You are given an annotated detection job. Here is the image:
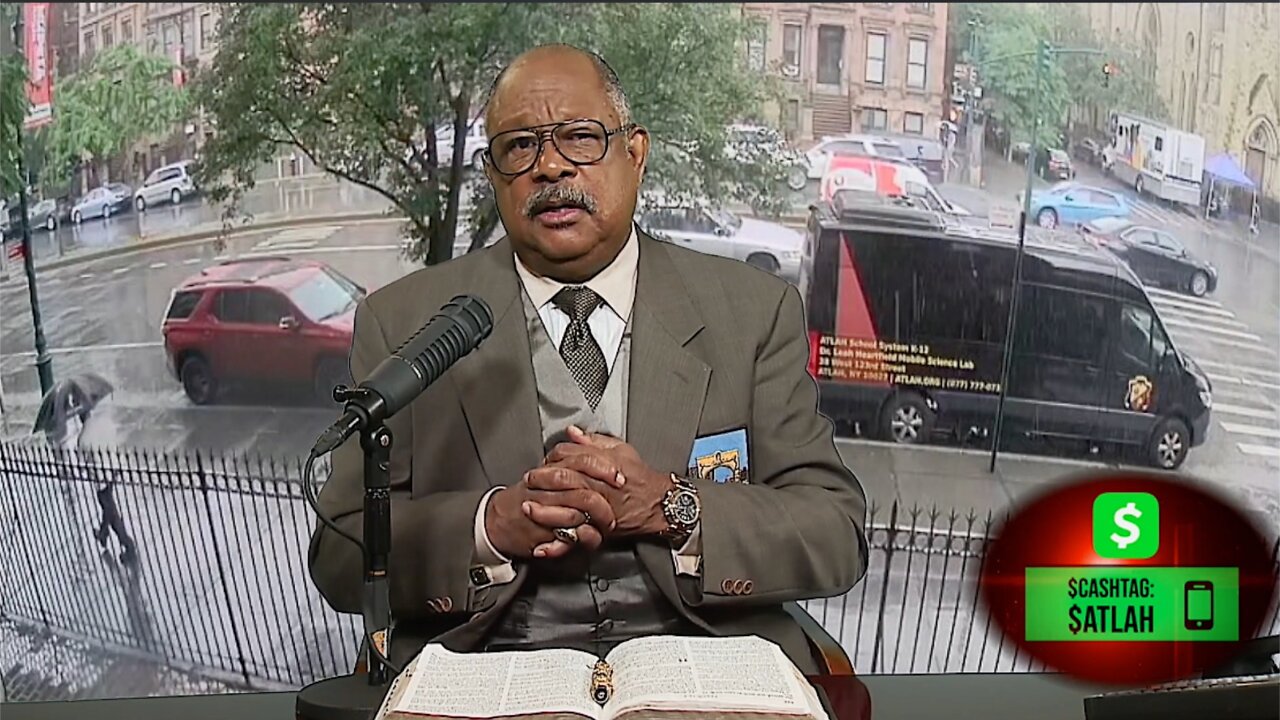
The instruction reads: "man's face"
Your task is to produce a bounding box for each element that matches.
[484,51,649,282]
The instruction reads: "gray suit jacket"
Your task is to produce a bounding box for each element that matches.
[309,231,868,673]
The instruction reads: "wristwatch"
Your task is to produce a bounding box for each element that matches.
[661,473,701,545]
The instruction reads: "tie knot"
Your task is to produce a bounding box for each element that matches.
[552,286,604,323]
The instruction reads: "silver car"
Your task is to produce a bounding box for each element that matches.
[637,201,803,281]
[71,183,132,223]
[134,161,197,211]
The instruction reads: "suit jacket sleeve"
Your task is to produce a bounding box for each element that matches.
[308,298,491,620]
[684,283,868,607]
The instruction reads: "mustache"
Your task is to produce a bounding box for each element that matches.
[523,185,599,218]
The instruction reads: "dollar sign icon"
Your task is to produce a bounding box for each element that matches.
[1111,503,1142,549]
[1093,492,1160,559]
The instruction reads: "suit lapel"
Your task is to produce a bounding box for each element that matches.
[627,235,712,622]
[447,238,544,488]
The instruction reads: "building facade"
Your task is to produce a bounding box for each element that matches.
[1078,2,1279,202]
[743,2,949,147]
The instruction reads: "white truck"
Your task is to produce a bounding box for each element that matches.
[1105,111,1205,207]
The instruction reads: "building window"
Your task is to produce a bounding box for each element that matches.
[782,23,802,73]
[908,2,932,11]
[200,13,215,44]
[907,38,928,90]
[817,25,845,86]
[102,24,114,49]
[147,29,159,54]
[865,32,887,85]
[904,112,924,135]
[121,18,133,43]
[163,23,176,53]
[82,30,96,57]
[1207,41,1223,104]
[861,107,888,131]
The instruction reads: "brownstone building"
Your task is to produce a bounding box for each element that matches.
[743,2,950,147]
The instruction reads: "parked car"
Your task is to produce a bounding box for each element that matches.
[797,197,1211,469]
[1038,148,1075,180]
[1020,182,1130,229]
[1081,217,1218,297]
[636,197,804,281]
[435,118,488,169]
[161,257,366,404]
[881,134,947,183]
[800,133,909,185]
[135,161,197,211]
[27,198,58,231]
[71,184,132,223]
[1072,138,1103,165]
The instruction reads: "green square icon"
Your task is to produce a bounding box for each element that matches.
[1093,492,1160,559]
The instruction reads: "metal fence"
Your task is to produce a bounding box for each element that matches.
[1,440,1278,691]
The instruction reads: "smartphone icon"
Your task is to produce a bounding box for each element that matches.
[1185,581,1215,631]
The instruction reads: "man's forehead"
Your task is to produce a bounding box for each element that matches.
[487,59,613,133]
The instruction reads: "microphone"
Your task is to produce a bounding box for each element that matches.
[312,294,493,455]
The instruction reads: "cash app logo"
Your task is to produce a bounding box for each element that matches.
[1093,492,1160,559]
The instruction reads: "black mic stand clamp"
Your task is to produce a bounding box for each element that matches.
[296,385,398,720]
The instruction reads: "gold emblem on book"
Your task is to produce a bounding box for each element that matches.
[591,659,613,705]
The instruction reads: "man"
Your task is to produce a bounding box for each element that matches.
[310,44,867,674]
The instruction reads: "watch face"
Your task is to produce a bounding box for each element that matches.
[670,491,699,525]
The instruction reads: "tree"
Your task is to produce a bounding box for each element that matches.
[0,3,28,199]
[43,44,190,187]
[194,3,796,266]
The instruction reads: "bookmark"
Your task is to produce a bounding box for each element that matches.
[591,660,613,705]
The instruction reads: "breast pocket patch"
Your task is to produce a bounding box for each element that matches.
[688,427,750,484]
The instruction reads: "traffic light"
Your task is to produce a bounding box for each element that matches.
[1038,41,1053,72]
[1101,62,1114,88]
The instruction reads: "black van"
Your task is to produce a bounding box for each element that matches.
[798,193,1213,469]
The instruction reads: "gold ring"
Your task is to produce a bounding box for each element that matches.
[553,527,580,544]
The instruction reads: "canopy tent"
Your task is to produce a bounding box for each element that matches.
[1203,153,1259,228]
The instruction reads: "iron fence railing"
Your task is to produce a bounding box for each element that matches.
[1,440,1278,690]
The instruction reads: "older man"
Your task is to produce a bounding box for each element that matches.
[309,44,867,674]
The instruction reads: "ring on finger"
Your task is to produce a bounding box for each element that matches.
[553,527,579,544]
[582,511,592,527]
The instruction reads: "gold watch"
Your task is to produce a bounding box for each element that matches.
[661,473,700,545]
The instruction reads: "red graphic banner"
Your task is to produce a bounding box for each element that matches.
[23,2,53,129]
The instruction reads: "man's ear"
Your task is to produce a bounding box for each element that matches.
[628,125,650,177]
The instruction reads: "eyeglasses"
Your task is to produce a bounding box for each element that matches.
[486,119,636,176]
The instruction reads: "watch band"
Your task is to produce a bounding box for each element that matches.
[662,473,700,544]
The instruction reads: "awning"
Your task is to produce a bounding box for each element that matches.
[1204,153,1256,189]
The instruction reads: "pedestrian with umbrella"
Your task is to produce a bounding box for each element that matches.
[33,374,138,565]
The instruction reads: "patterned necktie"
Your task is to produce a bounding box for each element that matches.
[552,286,609,410]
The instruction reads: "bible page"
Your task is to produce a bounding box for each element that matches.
[602,636,817,718]
[390,644,602,719]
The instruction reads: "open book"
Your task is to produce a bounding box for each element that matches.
[375,635,829,720]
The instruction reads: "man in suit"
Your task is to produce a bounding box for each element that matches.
[309,44,868,674]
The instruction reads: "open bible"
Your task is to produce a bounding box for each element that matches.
[374,635,830,720]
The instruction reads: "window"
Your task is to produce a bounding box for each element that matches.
[904,112,924,135]
[907,38,928,89]
[1020,286,1109,364]
[102,25,113,48]
[865,32,886,84]
[147,29,158,53]
[121,18,133,43]
[1207,41,1223,104]
[1117,304,1158,368]
[214,289,290,325]
[82,30,96,57]
[200,12,214,45]
[817,25,844,85]
[782,23,802,70]
[163,23,176,53]
[861,107,888,131]
[166,291,203,320]
[288,273,360,323]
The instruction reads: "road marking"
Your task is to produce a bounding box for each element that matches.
[1170,331,1271,355]
[111,266,132,275]
[1160,317,1260,341]
[149,261,167,269]
[1236,443,1280,459]
[183,258,202,265]
[1213,402,1276,420]
[1207,372,1243,385]
[238,244,403,260]
[1146,286,1224,309]
[1150,298,1235,320]
[78,273,93,280]
[1,341,163,359]
[1196,358,1280,381]
[1149,304,1248,329]
[1220,422,1280,440]
[255,240,317,252]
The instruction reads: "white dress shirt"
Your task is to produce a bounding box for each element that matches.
[471,227,702,587]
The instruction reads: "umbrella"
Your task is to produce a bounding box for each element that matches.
[32,374,115,441]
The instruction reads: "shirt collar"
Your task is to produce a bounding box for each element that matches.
[514,225,638,320]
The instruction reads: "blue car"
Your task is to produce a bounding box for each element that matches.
[1022,182,1131,229]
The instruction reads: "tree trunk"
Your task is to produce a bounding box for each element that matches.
[432,93,471,266]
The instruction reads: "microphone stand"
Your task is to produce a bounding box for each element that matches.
[296,387,397,720]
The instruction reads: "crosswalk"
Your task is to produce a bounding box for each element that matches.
[1146,286,1280,462]
[239,225,342,258]
[1125,195,1206,233]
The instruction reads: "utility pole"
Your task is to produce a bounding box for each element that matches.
[10,10,55,397]
[985,42,1106,473]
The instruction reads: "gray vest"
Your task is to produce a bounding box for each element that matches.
[484,290,699,656]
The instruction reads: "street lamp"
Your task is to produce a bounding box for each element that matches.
[981,41,1106,472]
[9,10,55,396]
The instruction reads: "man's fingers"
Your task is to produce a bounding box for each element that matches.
[526,490,616,531]
[524,501,593,530]
[533,524,603,558]
[568,424,623,449]
[543,446,626,488]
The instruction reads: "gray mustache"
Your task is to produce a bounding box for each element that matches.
[524,185,599,218]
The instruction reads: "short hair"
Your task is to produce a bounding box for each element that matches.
[483,44,631,129]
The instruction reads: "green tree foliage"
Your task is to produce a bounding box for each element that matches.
[953,3,1168,149]
[43,44,190,184]
[1,2,28,198]
[194,3,795,266]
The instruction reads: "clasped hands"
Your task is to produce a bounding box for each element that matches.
[485,425,674,560]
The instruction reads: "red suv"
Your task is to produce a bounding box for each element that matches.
[162,257,364,404]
